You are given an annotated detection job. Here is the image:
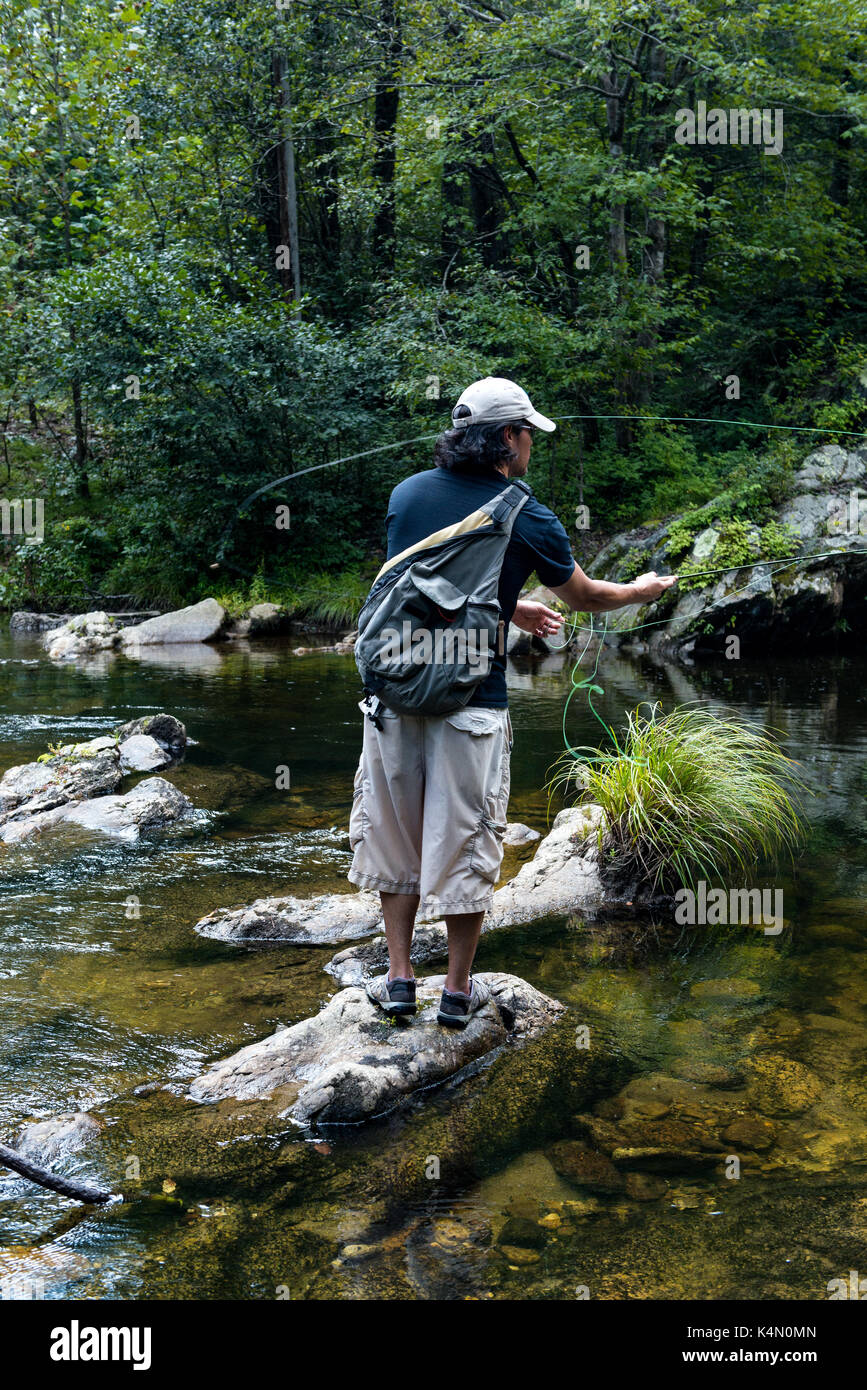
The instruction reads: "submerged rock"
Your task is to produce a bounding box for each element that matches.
[744,1054,823,1116]
[187,973,564,1125]
[13,1111,102,1166]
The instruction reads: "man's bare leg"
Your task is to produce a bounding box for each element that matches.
[444,911,485,994]
[380,891,420,980]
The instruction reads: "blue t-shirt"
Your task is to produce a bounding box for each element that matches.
[385,467,576,707]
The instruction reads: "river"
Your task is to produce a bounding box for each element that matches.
[1,627,866,1299]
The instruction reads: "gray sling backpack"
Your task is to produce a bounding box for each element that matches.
[354,479,531,718]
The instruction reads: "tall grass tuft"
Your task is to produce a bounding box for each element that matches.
[549,702,807,893]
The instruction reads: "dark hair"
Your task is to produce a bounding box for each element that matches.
[433,407,527,477]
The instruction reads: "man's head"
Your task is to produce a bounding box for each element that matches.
[433,377,555,479]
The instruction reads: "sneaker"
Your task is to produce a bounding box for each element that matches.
[366,973,417,1016]
[436,976,491,1029]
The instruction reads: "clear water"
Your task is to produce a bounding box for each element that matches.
[1,629,866,1300]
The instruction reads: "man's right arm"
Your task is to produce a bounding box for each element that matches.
[550,562,678,613]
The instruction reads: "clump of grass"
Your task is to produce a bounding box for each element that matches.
[291,568,372,628]
[207,562,374,628]
[549,702,807,893]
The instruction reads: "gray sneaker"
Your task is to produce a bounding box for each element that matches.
[436,975,491,1029]
[366,973,417,1016]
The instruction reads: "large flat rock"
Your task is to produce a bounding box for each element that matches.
[194,806,606,962]
[195,890,384,943]
[119,598,225,646]
[187,972,563,1125]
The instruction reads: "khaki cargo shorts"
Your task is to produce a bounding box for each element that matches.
[347,700,513,917]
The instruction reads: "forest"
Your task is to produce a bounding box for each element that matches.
[1,0,866,618]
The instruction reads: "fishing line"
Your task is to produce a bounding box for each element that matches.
[211,407,865,770]
[212,410,867,578]
[211,432,440,578]
[556,414,867,438]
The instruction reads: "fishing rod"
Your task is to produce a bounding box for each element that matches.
[551,542,867,766]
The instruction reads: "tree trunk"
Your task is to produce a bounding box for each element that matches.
[371,0,401,269]
[602,63,632,450]
[273,51,302,308]
[829,110,856,208]
[467,130,509,268]
[635,35,668,408]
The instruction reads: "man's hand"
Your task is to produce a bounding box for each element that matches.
[552,562,678,614]
[631,571,679,604]
[512,599,565,639]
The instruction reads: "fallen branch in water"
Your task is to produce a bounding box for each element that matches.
[0,1141,116,1204]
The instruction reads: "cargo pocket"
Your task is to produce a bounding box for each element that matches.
[348,755,367,850]
[444,710,510,885]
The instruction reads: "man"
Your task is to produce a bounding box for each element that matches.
[348,377,677,1027]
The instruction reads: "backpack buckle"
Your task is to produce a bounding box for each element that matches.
[363,694,385,730]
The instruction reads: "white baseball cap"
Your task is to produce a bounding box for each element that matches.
[451,376,556,432]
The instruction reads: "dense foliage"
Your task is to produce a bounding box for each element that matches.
[1,0,866,609]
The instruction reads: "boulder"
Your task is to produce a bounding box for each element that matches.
[790,444,866,493]
[187,972,564,1125]
[13,610,158,633]
[118,734,170,773]
[485,805,605,927]
[116,713,187,756]
[584,444,867,661]
[10,612,67,632]
[118,598,225,647]
[195,890,383,944]
[1,776,194,843]
[247,602,290,635]
[0,714,189,839]
[0,748,122,826]
[44,611,120,660]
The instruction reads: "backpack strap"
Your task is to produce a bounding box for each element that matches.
[489,478,532,530]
